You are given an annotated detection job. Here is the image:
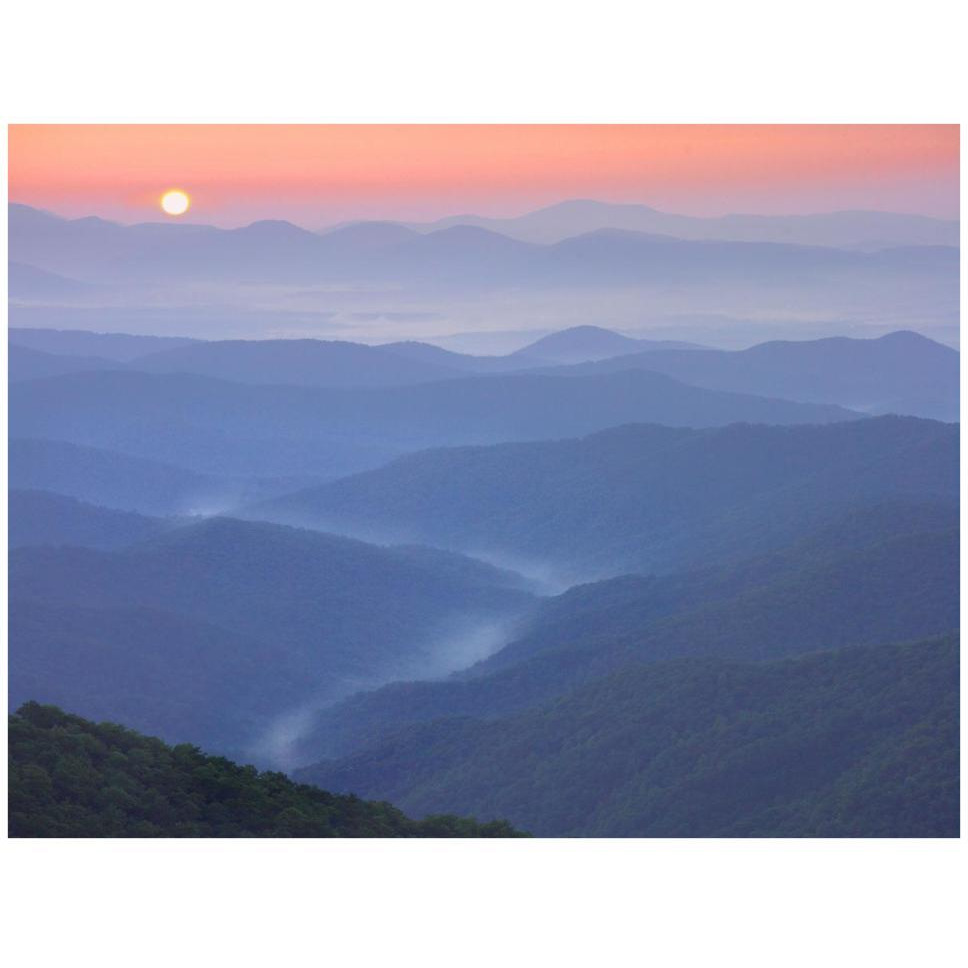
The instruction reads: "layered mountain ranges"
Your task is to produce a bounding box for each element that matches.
[11,325,955,418]
[6,314,960,836]
[404,198,961,248]
[10,201,959,288]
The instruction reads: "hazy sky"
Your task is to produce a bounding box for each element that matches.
[9,124,959,227]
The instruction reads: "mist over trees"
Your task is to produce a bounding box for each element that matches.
[7,196,960,838]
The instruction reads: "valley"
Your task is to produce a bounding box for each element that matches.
[7,194,960,839]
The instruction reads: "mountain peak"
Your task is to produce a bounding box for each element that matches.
[321,221,419,247]
[9,202,65,224]
[236,219,315,239]
[513,325,644,362]
[877,329,949,347]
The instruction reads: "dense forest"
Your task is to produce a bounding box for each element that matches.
[293,503,958,762]
[256,416,958,581]
[302,636,959,837]
[8,703,525,838]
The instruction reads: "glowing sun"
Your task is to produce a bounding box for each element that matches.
[160,189,191,216]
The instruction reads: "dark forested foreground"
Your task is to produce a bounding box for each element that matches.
[7,703,525,838]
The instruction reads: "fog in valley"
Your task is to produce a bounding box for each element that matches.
[8,189,961,838]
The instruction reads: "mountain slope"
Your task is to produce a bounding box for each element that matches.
[8,262,94,299]
[10,369,853,479]
[8,601,307,756]
[7,437,299,515]
[378,339,547,372]
[294,505,959,761]
[9,325,199,361]
[299,635,959,837]
[548,330,959,421]
[133,338,466,388]
[8,489,171,550]
[254,417,954,583]
[9,703,524,837]
[8,517,537,761]
[9,344,124,382]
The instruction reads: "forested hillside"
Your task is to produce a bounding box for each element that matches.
[9,517,536,759]
[293,504,958,761]
[8,437,289,516]
[257,416,958,584]
[8,703,525,838]
[300,636,959,837]
[8,489,172,550]
[9,368,852,480]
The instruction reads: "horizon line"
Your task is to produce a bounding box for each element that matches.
[9,197,960,232]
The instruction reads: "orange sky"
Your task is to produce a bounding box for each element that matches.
[8,124,959,226]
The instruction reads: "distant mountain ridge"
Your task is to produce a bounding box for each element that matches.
[511,324,703,362]
[8,325,199,360]
[9,344,126,382]
[131,338,468,388]
[9,326,956,420]
[406,198,961,248]
[9,203,958,292]
[532,329,960,421]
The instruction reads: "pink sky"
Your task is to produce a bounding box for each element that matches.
[9,124,959,227]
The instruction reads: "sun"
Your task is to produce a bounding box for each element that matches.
[160,189,191,216]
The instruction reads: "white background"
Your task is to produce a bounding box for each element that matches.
[1,2,965,966]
